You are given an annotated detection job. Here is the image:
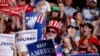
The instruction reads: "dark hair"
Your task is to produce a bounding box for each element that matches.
[73,11,82,20]
[25,0,31,5]
[67,25,79,31]
[84,23,94,34]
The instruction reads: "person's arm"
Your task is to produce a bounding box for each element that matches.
[22,12,26,30]
[92,19,100,36]
[0,14,4,33]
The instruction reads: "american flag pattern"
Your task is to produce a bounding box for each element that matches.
[37,13,45,24]
[49,20,62,30]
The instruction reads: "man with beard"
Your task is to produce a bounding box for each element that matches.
[82,0,100,23]
[44,20,63,56]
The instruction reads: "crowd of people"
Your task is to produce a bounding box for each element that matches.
[0,0,100,56]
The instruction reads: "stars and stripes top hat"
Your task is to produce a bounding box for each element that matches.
[46,20,62,36]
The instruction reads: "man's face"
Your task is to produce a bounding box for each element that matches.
[75,12,83,20]
[89,1,96,9]
[52,12,59,17]
[65,0,73,6]
[46,28,57,40]
[70,27,77,37]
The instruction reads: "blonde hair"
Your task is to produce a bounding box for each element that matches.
[36,0,45,12]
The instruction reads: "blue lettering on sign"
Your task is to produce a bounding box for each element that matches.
[0,36,13,38]
[17,37,36,42]
[0,42,13,46]
[19,32,36,34]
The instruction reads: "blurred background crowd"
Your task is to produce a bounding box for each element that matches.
[0,0,100,56]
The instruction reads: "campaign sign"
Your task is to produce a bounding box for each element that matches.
[0,0,14,7]
[0,34,15,56]
[0,5,27,17]
[33,0,40,6]
[68,53,99,56]
[25,12,38,30]
[27,39,56,56]
[15,30,37,52]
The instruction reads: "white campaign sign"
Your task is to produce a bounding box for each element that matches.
[15,30,37,52]
[0,34,15,56]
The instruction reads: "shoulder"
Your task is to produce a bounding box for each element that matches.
[82,8,89,12]
[89,36,99,43]
[90,36,98,40]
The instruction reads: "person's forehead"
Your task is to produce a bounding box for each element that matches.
[84,25,89,28]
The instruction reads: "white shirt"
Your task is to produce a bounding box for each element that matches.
[44,1,51,12]
[64,6,77,16]
[82,8,99,20]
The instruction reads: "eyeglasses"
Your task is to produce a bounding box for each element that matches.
[47,30,56,33]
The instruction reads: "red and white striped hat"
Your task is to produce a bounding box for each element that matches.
[46,20,62,36]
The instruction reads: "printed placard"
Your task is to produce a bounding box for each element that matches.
[0,0,14,7]
[27,39,56,56]
[15,30,37,54]
[25,12,38,29]
[0,34,15,56]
